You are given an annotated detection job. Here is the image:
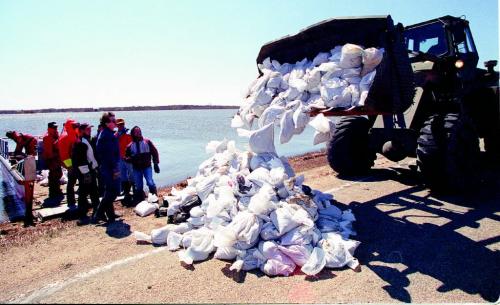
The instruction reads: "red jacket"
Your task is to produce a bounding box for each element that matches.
[13,133,37,156]
[57,119,78,168]
[115,129,132,159]
[42,129,60,169]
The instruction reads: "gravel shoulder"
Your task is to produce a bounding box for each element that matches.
[1,152,499,303]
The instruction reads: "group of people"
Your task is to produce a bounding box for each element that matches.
[5,111,161,226]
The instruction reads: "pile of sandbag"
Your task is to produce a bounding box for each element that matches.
[135,139,360,277]
[231,43,383,145]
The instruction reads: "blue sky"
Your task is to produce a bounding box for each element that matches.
[0,0,498,110]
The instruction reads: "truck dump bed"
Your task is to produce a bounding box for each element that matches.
[257,15,415,115]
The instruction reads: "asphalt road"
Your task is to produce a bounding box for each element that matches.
[2,156,499,304]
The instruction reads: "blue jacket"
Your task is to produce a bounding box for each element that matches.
[96,127,120,180]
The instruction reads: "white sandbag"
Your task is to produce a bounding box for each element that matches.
[329,46,342,61]
[134,200,159,217]
[280,156,295,178]
[312,130,330,145]
[248,123,276,155]
[214,246,241,260]
[339,43,363,68]
[280,225,313,246]
[231,114,245,128]
[269,167,286,187]
[252,87,273,106]
[267,74,283,89]
[178,228,215,265]
[258,241,296,276]
[277,244,312,266]
[246,167,271,186]
[258,105,285,128]
[171,222,193,234]
[362,47,384,76]
[312,52,330,66]
[320,85,344,103]
[188,216,205,227]
[318,61,341,75]
[279,109,295,144]
[260,221,281,240]
[308,113,331,133]
[281,87,300,101]
[301,247,327,276]
[227,211,262,250]
[167,231,183,251]
[357,70,377,106]
[304,69,321,90]
[292,104,309,135]
[328,86,352,109]
[289,78,308,93]
[196,174,219,202]
[270,205,302,235]
[248,183,276,216]
[205,139,228,154]
[151,226,170,245]
[320,232,360,269]
[134,231,151,243]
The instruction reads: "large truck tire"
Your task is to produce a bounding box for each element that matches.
[416,113,480,192]
[327,116,375,176]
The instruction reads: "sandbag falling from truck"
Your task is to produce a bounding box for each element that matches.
[134,43,383,277]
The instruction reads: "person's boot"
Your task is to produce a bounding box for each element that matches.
[133,190,145,204]
[123,181,133,205]
[150,186,158,195]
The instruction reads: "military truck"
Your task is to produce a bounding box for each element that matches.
[257,15,499,192]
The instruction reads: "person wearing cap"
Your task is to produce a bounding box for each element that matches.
[57,119,80,207]
[115,118,134,204]
[125,126,160,202]
[42,122,63,203]
[72,123,100,225]
[5,131,37,160]
[94,112,121,223]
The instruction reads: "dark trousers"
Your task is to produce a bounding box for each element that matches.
[94,170,119,221]
[66,167,77,205]
[77,171,100,219]
[48,166,63,198]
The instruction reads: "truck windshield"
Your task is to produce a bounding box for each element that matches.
[404,22,448,56]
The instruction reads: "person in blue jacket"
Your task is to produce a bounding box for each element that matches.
[93,112,120,223]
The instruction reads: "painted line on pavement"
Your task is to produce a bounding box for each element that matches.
[9,247,168,304]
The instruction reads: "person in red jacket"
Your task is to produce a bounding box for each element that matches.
[57,119,79,207]
[5,131,37,160]
[115,118,134,204]
[42,122,63,203]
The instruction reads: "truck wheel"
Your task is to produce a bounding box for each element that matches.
[416,113,480,192]
[327,116,375,175]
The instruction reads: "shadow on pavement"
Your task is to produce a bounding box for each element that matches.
[105,220,131,239]
[341,180,500,302]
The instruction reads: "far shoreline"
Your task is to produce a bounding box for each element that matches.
[0,104,239,115]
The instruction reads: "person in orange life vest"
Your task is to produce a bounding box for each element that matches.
[57,119,80,207]
[42,122,63,202]
[125,126,160,203]
[5,131,37,161]
[115,118,134,204]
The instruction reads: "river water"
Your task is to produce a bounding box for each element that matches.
[0,109,324,187]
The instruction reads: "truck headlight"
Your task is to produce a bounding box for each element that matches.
[455,59,464,69]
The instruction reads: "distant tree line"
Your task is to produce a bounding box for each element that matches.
[0,105,239,114]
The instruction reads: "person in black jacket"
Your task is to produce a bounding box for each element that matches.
[94,112,120,223]
[72,123,100,225]
[125,126,160,203]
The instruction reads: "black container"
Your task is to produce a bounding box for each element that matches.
[256,15,415,114]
